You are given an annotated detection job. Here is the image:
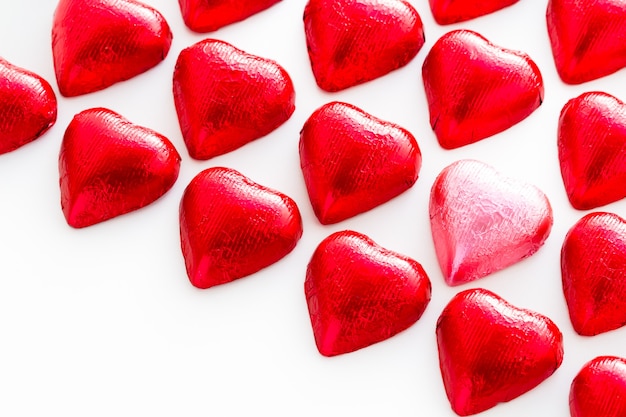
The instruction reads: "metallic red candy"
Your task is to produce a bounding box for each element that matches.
[0,58,57,154]
[547,0,626,84]
[173,39,295,160]
[429,0,519,25]
[59,108,181,228]
[305,230,431,357]
[299,102,421,224]
[422,30,543,149]
[303,0,425,92]
[52,0,172,97]
[178,0,280,32]
[558,92,626,210]
[437,288,564,416]
[570,356,626,417]
[180,167,303,289]
[430,160,553,286]
[561,212,626,336]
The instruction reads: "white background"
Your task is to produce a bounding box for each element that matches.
[1,0,625,415]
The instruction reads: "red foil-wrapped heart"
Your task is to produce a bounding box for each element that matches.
[429,0,519,25]
[558,92,626,210]
[52,0,172,97]
[570,356,626,417]
[59,108,181,228]
[178,0,280,32]
[0,58,57,154]
[303,0,425,92]
[430,160,553,285]
[422,30,543,149]
[179,167,303,289]
[299,101,421,224]
[547,0,626,84]
[305,230,431,356]
[561,212,626,336]
[437,288,564,416]
[173,39,295,160]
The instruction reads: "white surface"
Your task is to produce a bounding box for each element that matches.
[0,1,625,416]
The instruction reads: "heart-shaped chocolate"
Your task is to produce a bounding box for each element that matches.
[303,0,425,92]
[299,102,421,224]
[59,108,181,228]
[422,30,543,149]
[437,288,564,416]
[547,0,626,84]
[180,167,303,289]
[305,230,431,356]
[178,0,280,32]
[558,92,626,210]
[52,0,172,97]
[570,356,626,417]
[0,58,57,154]
[173,39,295,160]
[430,160,553,285]
[429,0,519,25]
[561,212,626,336]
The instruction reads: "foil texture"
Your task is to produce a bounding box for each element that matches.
[428,0,519,25]
[570,356,626,417]
[178,0,281,32]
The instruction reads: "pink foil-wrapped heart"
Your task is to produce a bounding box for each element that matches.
[437,288,564,416]
[0,58,57,154]
[561,212,626,336]
[179,167,303,289]
[52,0,172,97]
[173,39,295,160]
[303,0,425,92]
[305,230,431,356]
[429,0,519,25]
[547,0,626,84]
[422,30,543,149]
[558,92,626,210]
[570,356,626,417]
[430,160,553,285]
[178,0,280,32]
[59,108,181,228]
[299,101,421,224]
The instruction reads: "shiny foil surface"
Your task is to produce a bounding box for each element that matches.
[173,39,295,160]
[428,0,519,25]
[430,160,553,285]
[299,102,421,225]
[437,288,564,416]
[561,212,626,336]
[59,108,181,228]
[547,0,626,84]
[303,0,425,92]
[178,0,281,32]
[52,0,172,97]
[179,167,303,289]
[422,30,543,149]
[305,230,431,357]
[0,58,57,154]
[570,356,626,417]
[558,92,626,210]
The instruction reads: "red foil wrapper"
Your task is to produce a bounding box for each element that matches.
[437,288,563,416]
[570,356,626,417]
[422,30,543,149]
[558,92,626,210]
[179,167,303,289]
[0,58,57,154]
[173,39,295,160]
[305,230,431,356]
[303,0,425,92]
[429,0,519,25]
[178,0,281,32]
[299,101,421,224]
[59,108,181,228]
[430,160,553,285]
[52,0,172,96]
[561,212,626,336]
